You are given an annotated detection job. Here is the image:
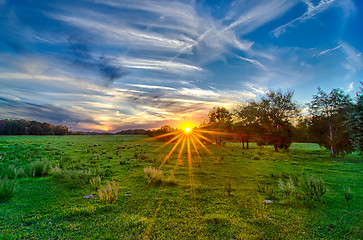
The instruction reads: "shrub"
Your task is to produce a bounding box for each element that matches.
[98,178,120,206]
[0,177,16,203]
[143,166,163,184]
[0,165,17,179]
[90,175,102,192]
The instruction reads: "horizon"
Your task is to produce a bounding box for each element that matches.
[1,0,363,132]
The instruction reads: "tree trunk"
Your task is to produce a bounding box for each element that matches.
[246,139,249,149]
[241,139,245,149]
[274,144,279,152]
[328,120,335,157]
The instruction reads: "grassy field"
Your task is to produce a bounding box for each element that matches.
[0,135,362,239]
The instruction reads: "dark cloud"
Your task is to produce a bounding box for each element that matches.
[68,35,127,86]
[0,97,98,125]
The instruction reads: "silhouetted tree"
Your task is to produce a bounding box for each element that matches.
[54,125,68,135]
[206,107,233,145]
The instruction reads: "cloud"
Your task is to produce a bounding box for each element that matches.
[340,42,363,73]
[0,97,97,125]
[316,45,341,56]
[272,0,336,37]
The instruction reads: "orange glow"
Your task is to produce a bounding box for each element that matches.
[185,127,191,133]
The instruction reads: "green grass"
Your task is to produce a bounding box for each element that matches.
[0,135,362,239]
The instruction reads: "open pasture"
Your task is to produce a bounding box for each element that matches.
[0,135,362,239]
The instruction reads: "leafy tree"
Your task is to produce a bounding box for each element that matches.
[236,89,299,152]
[206,107,233,145]
[346,82,363,153]
[54,125,68,135]
[308,88,353,157]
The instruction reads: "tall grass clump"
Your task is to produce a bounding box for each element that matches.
[299,175,326,201]
[144,166,163,184]
[0,177,16,203]
[98,178,120,206]
[90,175,102,191]
[28,160,50,177]
[278,178,296,198]
[51,167,92,188]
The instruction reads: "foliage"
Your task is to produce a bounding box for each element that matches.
[98,178,120,206]
[0,177,16,202]
[346,82,363,153]
[0,119,68,135]
[308,87,353,157]
[143,166,163,184]
[225,179,233,196]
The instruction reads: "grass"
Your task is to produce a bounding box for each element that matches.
[0,136,362,239]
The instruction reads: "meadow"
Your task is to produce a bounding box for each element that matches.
[0,135,362,239]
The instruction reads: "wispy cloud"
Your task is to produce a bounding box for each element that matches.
[272,0,336,37]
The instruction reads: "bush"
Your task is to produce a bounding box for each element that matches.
[144,166,163,184]
[98,178,120,206]
[0,177,16,203]
[0,165,17,179]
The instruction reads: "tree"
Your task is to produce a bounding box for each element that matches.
[54,125,68,135]
[236,89,299,152]
[206,107,233,145]
[308,88,353,157]
[346,82,363,153]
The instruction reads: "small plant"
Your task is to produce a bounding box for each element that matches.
[0,177,16,203]
[278,178,295,198]
[248,194,269,220]
[90,175,102,192]
[143,166,163,184]
[52,168,92,188]
[98,178,120,206]
[344,187,353,206]
[226,179,233,196]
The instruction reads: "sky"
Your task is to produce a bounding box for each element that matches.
[0,0,362,132]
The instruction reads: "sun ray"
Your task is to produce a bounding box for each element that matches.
[145,131,180,141]
[158,134,184,169]
[189,134,201,158]
[190,132,211,154]
[194,129,234,136]
[177,134,187,165]
[193,131,218,145]
[156,132,184,151]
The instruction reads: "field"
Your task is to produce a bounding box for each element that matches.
[0,135,362,239]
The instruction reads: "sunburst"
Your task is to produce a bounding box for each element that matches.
[147,122,232,178]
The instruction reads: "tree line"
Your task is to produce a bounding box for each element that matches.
[0,119,69,135]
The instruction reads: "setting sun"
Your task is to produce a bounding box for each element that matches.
[184,127,191,133]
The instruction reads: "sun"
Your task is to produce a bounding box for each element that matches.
[184,127,191,133]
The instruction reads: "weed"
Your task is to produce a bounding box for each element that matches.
[98,178,120,206]
[0,165,17,179]
[53,168,92,188]
[249,194,269,220]
[90,175,102,192]
[278,178,296,198]
[226,179,233,196]
[143,166,163,184]
[0,177,16,203]
[344,187,353,206]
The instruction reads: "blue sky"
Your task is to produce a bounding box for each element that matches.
[0,0,362,131]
